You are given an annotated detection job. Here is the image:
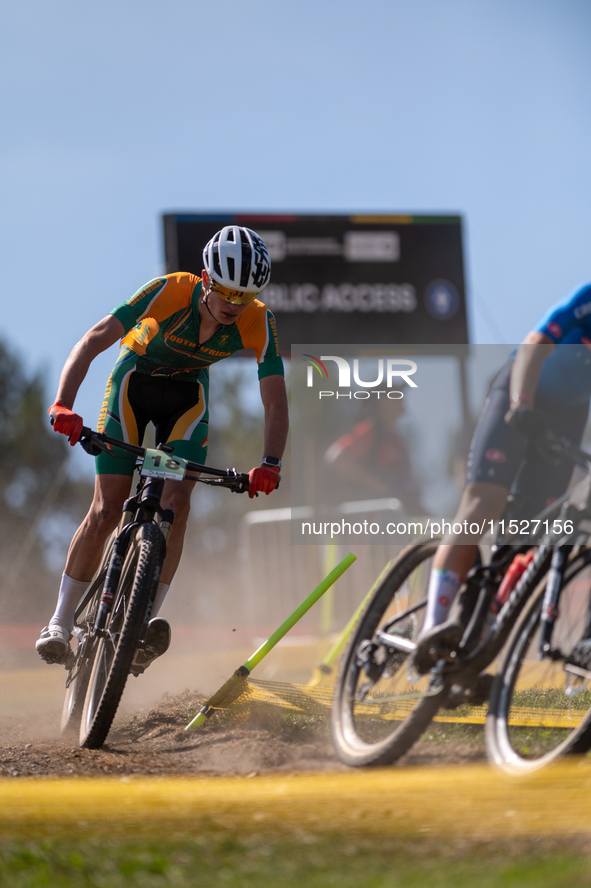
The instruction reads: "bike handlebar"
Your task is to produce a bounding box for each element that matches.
[78,426,252,492]
[543,430,591,470]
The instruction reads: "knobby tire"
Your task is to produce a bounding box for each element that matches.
[61,537,116,737]
[331,540,444,767]
[79,522,163,749]
[486,546,591,773]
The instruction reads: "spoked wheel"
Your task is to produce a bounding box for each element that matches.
[61,629,98,737]
[79,522,163,749]
[61,537,116,737]
[486,547,591,773]
[331,540,445,767]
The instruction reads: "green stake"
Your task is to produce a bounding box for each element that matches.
[185,552,356,731]
[307,558,395,686]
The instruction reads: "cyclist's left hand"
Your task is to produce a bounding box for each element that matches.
[248,465,280,499]
[505,405,547,439]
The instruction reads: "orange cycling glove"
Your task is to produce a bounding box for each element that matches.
[248,465,280,499]
[48,401,84,446]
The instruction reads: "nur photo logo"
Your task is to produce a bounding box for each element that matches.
[302,354,418,399]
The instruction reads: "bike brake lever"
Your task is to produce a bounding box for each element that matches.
[197,477,251,494]
[79,436,107,457]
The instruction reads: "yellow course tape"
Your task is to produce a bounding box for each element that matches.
[241,679,588,730]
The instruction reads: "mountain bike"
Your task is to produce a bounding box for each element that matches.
[485,471,591,772]
[331,432,591,769]
[60,426,251,750]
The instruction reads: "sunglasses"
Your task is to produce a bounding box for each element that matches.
[208,282,258,305]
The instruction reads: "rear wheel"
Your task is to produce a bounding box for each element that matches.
[61,627,97,737]
[486,547,591,773]
[79,522,163,749]
[61,537,116,737]
[331,541,445,767]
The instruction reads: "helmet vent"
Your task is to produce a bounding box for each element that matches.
[226,257,235,282]
[239,228,252,288]
[227,228,235,242]
[212,245,222,277]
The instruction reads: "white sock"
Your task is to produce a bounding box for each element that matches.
[49,573,89,633]
[422,569,463,633]
[152,582,170,618]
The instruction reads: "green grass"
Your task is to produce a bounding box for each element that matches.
[422,722,484,745]
[0,834,590,887]
[503,688,591,758]
[511,688,591,710]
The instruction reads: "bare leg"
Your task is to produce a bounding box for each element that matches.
[65,474,133,581]
[432,482,510,577]
[65,474,196,585]
[37,474,133,659]
[418,482,511,641]
[159,478,196,584]
[39,475,197,662]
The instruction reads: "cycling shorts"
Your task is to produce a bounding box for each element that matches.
[95,348,209,476]
[466,360,589,518]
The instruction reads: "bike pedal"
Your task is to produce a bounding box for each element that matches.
[39,644,75,668]
[429,645,458,663]
[413,622,463,675]
[63,649,77,671]
[445,673,494,709]
[39,652,59,666]
[130,659,146,676]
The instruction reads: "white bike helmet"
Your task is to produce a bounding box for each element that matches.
[202,226,271,303]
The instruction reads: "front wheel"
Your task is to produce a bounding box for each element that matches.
[486,547,591,773]
[79,522,164,749]
[331,540,445,767]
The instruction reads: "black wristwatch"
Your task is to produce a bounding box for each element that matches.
[261,456,282,469]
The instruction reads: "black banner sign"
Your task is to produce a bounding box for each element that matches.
[163,213,468,346]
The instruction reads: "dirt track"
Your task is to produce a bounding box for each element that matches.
[0,631,489,779]
[0,688,487,779]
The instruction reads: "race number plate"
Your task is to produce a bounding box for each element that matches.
[141,449,188,481]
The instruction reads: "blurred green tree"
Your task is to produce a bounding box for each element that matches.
[0,339,93,621]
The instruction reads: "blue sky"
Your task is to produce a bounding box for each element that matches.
[2,0,591,444]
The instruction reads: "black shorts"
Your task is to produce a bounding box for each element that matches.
[95,349,209,476]
[466,360,588,518]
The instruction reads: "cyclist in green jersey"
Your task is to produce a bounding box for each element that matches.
[36,227,288,669]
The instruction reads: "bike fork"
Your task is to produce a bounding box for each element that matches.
[538,545,571,658]
[94,524,136,633]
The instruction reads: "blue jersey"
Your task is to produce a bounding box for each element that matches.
[533,283,591,405]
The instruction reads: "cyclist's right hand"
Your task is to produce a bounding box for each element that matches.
[248,465,280,498]
[48,401,84,446]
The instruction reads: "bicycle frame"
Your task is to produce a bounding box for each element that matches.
[74,425,252,638]
[59,425,256,747]
[369,484,591,699]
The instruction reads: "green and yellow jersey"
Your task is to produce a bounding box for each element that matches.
[95,272,284,477]
[110,272,284,381]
